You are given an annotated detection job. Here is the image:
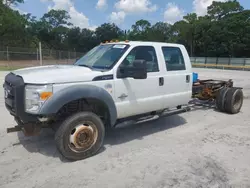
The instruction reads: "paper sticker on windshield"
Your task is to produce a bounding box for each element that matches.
[113,44,126,49]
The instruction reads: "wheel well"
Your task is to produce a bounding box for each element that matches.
[55,98,111,127]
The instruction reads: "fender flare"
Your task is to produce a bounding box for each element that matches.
[39,84,117,126]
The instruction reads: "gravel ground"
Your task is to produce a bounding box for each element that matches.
[0,68,250,188]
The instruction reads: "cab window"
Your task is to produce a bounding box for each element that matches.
[162,47,186,71]
[120,46,159,73]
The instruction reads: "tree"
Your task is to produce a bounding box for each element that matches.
[33,9,73,49]
[128,19,151,40]
[41,9,72,28]
[172,13,198,56]
[95,23,122,42]
[147,22,172,42]
[131,19,151,33]
[0,2,30,46]
[2,0,24,7]
[66,27,98,52]
[207,0,243,20]
[1,0,250,58]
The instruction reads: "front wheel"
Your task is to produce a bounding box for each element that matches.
[55,112,105,161]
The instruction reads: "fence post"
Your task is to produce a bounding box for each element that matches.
[68,51,70,64]
[39,42,43,66]
[216,57,218,69]
[6,46,9,61]
[243,58,246,71]
[205,57,207,68]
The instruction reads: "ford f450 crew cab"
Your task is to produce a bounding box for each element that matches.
[3,41,244,161]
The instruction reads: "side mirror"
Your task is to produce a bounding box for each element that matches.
[118,60,147,79]
[75,58,79,63]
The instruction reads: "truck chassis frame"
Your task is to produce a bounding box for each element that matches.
[192,79,234,100]
[6,79,244,136]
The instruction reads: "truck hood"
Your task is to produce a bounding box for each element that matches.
[11,65,103,84]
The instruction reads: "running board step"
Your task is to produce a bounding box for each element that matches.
[159,106,191,117]
[135,106,191,124]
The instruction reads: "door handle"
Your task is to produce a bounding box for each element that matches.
[118,93,128,99]
[186,75,190,83]
[159,77,164,86]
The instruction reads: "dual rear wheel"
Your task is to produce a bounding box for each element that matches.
[216,87,244,114]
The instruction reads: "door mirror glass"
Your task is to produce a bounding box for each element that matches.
[118,60,147,79]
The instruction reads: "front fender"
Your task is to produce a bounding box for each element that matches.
[39,84,117,126]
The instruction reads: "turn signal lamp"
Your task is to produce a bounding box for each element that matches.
[40,92,53,100]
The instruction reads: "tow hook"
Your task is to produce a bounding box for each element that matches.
[7,125,22,133]
[6,124,42,136]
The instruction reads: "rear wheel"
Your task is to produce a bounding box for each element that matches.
[224,88,243,114]
[55,112,105,161]
[216,87,229,112]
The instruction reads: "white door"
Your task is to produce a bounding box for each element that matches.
[114,45,165,119]
[160,46,193,108]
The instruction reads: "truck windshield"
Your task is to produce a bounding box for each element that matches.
[74,44,130,70]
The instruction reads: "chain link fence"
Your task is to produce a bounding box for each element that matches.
[0,46,85,69]
[1,46,250,70]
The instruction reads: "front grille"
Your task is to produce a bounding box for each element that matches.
[4,81,14,98]
[3,73,25,116]
[3,73,38,123]
[4,81,15,113]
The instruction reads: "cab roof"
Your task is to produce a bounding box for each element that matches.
[101,40,185,48]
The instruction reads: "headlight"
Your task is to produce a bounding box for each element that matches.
[25,84,53,114]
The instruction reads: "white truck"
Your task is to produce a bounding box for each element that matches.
[3,41,244,161]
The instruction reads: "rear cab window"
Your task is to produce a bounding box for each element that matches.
[161,46,186,71]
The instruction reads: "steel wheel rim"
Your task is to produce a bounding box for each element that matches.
[233,92,242,110]
[69,121,98,152]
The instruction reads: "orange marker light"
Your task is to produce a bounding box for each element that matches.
[40,92,53,100]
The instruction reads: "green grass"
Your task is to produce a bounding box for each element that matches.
[0,66,22,71]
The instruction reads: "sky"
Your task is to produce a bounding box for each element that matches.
[15,0,250,30]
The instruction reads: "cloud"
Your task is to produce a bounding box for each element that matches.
[193,0,227,16]
[4,0,28,14]
[41,0,97,29]
[114,0,157,14]
[109,11,126,25]
[68,6,96,30]
[96,0,108,10]
[11,6,28,15]
[164,3,184,24]
[42,0,72,10]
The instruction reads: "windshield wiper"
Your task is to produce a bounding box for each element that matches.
[77,64,93,69]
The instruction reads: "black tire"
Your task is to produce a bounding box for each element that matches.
[216,87,229,112]
[224,88,243,114]
[55,111,105,161]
